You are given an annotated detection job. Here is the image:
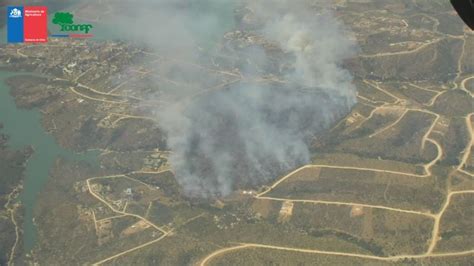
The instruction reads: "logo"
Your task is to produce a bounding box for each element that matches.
[6,7,94,44]
[9,8,21,18]
[52,12,93,35]
[7,6,48,43]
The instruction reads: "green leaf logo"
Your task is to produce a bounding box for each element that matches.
[52,12,74,25]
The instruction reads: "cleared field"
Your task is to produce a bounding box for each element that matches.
[105,234,214,265]
[435,193,474,253]
[450,172,474,192]
[347,102,376,118]
[146,202,204,228]
[206,246,474,266]
[354,38,462,82]
[355,80,397,103]
[181,213,373,255]
[207,248,384,266]
[312,153,423,174]
[430,90,473,117]
[72,86,126,103]
[99,151,155,172]
[336,110,438,164]
[87,216,163,264]
[128,171,181,201]
[343,110,405,138]
[89,176,163,215]
[385,82,437,105]
[265,167,446,212]
[289,203,433,255]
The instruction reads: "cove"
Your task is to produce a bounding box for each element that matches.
[0,71,99,251]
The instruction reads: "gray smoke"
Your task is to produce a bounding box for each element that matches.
[94,0,357,197]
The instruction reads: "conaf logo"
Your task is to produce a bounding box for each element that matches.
[52,12,93,34]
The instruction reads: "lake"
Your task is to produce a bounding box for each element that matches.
[0,71,100,251]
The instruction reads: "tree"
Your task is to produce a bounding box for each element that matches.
[52,12,74,25]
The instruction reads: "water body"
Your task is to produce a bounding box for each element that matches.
[0,71,100,251]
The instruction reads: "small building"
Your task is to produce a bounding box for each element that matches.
[278,201,294,222]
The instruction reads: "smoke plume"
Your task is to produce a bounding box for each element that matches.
[97,0,358,197]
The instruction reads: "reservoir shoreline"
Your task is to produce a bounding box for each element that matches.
[0,72,99,252]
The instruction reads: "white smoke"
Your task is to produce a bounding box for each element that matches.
[92,0,358,197]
